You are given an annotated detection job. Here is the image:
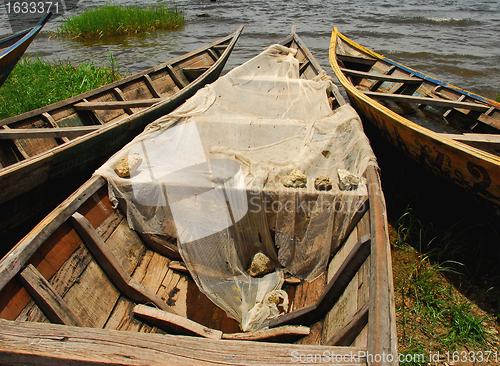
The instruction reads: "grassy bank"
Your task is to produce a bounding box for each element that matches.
[391,214,499,364]
[0,55,120,120]
[57,4,184,39]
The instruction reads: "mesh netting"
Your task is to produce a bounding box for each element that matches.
[95,44,377,331]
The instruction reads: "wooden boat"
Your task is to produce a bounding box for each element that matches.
[0,29,398,365]
[0,26,243,239]
[0,12,51,88]
[330,28,500,207]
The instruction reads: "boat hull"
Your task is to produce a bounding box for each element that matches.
[330,28,500,207]
[0,27,243,240]
[347,87,500,204]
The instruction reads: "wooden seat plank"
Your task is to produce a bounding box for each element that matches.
[337,54,377,66]
[341,68,422,84]
[166,64,187,89]
[18,264,81,327]
[363,90,490,112]
[133,304,223,339]
[0,126,101,139]
[143,74,162,98]
[112,87,133,114]
[74,99,161,110]
[368,66,396,92]
[222,325,310,342]
[69,213,173,313]
[41,112,70,143]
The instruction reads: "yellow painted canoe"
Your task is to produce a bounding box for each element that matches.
[330,27,500,207]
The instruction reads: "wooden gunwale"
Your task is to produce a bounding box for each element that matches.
[0,29,396,365]
[329,27,500,207]
[0,26,244,236]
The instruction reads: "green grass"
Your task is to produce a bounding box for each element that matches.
[393,210,494,363]
[57,4,185,39]
[0,54,120,120]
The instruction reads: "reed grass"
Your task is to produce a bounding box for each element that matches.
[57,4,185,39]
[0,54,121,119]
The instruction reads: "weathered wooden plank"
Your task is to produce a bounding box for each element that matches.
[104,299,144,332]
[337,54,376,66]
[17,264,81,326]
[168,260,189,274]
[0,126,101,139]
[322,271,359,345]
[74,99,161,110]
[222,325,310,342]
[368,65,396,92]
[365,166,398,363]
[103,250,173,333]
[294,321,324,346]
[41,112,69,143]
[363,90,490,112]
[157,267,188,318]
[342,68,421,84]
[112,87,134,114]
[0,318,368,365]
[69,213,171,313]
[129,250,169,299]
[326,302,369,346]
[143,74,162,98]
[166,64,187,89]
[1,223,86,321]
[335,203,368,255]
[133,304,223,339]
[2,125,30,158]
[61,258,121,328]
[138,233,181,260]
[328,227,358,282]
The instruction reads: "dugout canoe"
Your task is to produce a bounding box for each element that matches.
[0,12,51,88]
[330,28,500,207]
[0,28,398,365]
[0,26,243,239]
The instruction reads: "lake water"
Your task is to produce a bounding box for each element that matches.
[1,0,499,99]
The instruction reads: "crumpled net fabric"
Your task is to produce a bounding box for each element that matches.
[94,44,377,331]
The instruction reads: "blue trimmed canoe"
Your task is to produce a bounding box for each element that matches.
[0,12,51,88]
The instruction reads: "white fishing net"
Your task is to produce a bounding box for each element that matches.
[95,44,377,331]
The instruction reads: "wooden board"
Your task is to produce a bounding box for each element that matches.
[0,319,369,365]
